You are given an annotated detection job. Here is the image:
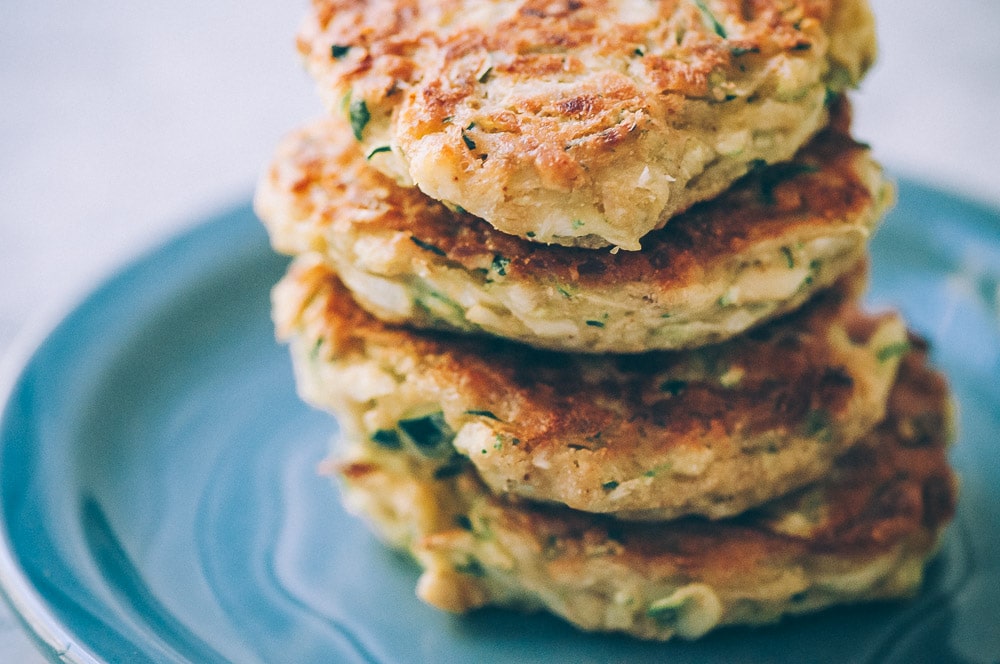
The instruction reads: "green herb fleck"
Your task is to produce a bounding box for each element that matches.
[781,246,795,269]
[877,341,911,363]
[602,480,620,490]
[410,236,447,256]
[477,66,493,83]
[399,412,454,454]
[825,64,853,94]
[586,320,605,328]
[796,257,822,290]
[647,595,689,626]
[556,284,575,299]
[731,45,759,57]
[693,0,727,38]
[455,558,486,577]
[647,605,679,626]
[526,231,536,238]
[371,429,402,449]
[633,46,645,56]
[455,515,473,530]
[415,290,464,323]
[461,123,477,151]
[331,44,351,59]
[491,254,510,276]
[644,462,672,478]
[803,409,832,441]
[348,99,370,141]
[572,219,585,229]
[366,145,392,160]
[660,379,687,396]
[466,409,501,420]
[433,459,466,479]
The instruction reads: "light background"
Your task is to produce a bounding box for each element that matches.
[1,1,998,659]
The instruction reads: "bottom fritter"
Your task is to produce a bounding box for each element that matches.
[330,348,957,641]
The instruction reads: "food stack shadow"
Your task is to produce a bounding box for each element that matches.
[255,0,958,641]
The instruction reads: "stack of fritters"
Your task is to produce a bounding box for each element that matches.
[256,0,958,641]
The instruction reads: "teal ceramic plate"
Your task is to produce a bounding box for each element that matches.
[1,182,999,663]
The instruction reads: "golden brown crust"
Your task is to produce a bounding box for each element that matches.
[296,0,877,247]
[275,260,911,519]
[285,261,860,451]
[256,100,892,352]
[472,345,956,558]
[262,100,875,291]
[333,346,957,639]
[801,336,957,550]
[301,0,860,124]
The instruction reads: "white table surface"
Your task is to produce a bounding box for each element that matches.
[1,1,998,660]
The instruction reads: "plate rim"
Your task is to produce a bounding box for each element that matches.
[0,202,256,664]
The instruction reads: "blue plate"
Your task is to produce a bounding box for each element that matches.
[1,182,999,664]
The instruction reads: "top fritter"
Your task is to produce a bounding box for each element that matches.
[298,0,876,249]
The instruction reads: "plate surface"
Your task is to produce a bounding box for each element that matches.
[1,184,999,664]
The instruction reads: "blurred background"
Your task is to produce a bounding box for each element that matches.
[1,0,998,659]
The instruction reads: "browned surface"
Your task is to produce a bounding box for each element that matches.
[264,99,876,291]
[474,345,955,564]
[299,0,849,155]
[283,259,872,458]
[335,344,955,598]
